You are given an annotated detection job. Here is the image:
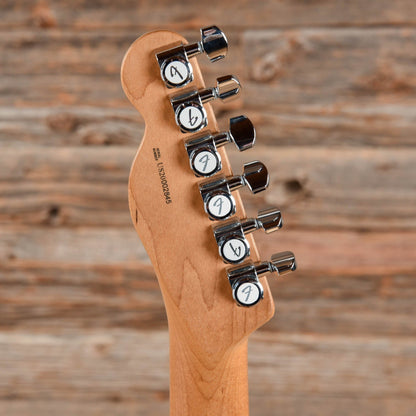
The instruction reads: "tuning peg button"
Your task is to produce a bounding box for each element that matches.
[213,208,282,264]
[199,161,269,221]
[185,115,255,177]
[199,26,228,62]
[229,115,257,151]
[170,75,241,133]
[268,251,297,275]
[256,207,283,233]
[227,251,296,307]
[241,160,269,194]
[156,26,228,89]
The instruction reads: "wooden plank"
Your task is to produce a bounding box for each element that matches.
[0,227,147,265]
[0,226,415,275]
[2,104,416,148]
[0,400,170,416]
[247,108,416,147]
[0,30,241,77]
[2,0,416,29]
[1,396,416,416]
[0,31,137,76]
[235,146,416,231]
[0,74,127,108]
[4,28,416,94]
[0,74,240,110]
[0,329,415,402]
[264,272,416,336]
[1,146,415,230]
[0,146,132,182]
[249,331,416,396]
[242,28,416,111]
[1,264,416,337]
[0,182,131,227]
[0,264,166,331]
[0,107,143,146]
[2,28,416,146]
[249,396,416,416]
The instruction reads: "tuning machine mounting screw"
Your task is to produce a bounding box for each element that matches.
[185,115,255,177]
[227,251,296,307]
[199,161,269,221]
[170,75,241,133]
[156,26,228,89]
[213,207,282,264]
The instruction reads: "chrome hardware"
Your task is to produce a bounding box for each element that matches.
[267,251,297,276]
[227,251,296,307]
[256,207,283,233]
[185,115,256,177]
[156,26,228,89]
[200,26,228,62]
[213,208,282,264]
[199,161,269,221]
[170,75,241,133]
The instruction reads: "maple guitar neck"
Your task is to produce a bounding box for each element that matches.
[169,319,249,415]
[121,29,295,416]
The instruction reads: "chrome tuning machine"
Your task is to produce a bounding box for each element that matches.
[213,207,282,264]
[227,251,296,307]
[199,161,269,221]
[185,115,256,177]
[156,26,228,89]
[170,75,241,133]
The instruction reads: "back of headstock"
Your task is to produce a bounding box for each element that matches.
[121,27,295,416]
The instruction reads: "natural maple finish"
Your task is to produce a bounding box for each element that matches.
[120,30,274,416]
[2,146,415,230]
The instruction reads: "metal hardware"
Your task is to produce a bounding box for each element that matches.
[199,161,269,221]
[213,208,282,264]
[156,26,228,89]
[185,115,256,177]
[227,251,296,307]
[170,75,241,133]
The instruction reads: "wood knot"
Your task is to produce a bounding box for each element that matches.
[252,52,281,83]
[48,205,60,218]
[251,34,305,83]
[47,113,79,133]
[357,64,414,95]
[81,131,112,146]
[284,179,304,194]
[31,1,57,29]
[107,394,123,403]
[43,205,62,226]
[282,178,312,202]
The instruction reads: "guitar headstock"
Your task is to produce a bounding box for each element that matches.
[121,28,295,358]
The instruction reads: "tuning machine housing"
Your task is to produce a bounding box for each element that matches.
[227,252,296,307]
[199,161,269,221]
[170,75,240,133]
[213,207,282,264]
[156,26,228,89]
[185,115,255,177]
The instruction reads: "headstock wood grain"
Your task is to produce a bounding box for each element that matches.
[121,28,294,416]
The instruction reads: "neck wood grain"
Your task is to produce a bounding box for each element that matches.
[170,327,249,415]
[121,30,275,416]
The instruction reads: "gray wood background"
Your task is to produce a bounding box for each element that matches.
[1,1,416,415]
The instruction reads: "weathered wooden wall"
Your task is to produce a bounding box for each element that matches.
[1,1,416,415]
